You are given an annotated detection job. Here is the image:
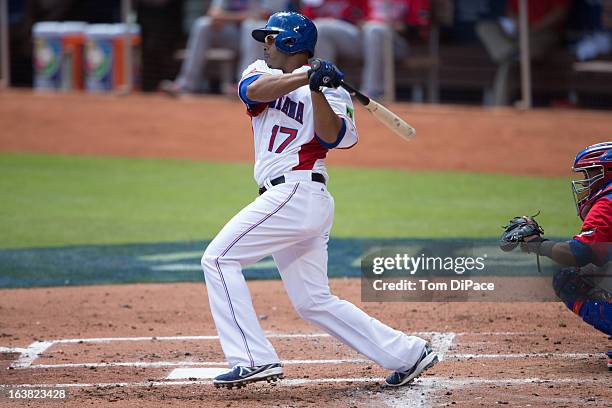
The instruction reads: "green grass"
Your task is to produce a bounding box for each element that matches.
[0,152,581,248]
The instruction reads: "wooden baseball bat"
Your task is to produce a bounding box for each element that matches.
[340,81,416,142]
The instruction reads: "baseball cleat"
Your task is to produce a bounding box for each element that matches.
[213,363,283,389]
[607,350,612,370]
[385,344,439,387]
[159,80,187,97]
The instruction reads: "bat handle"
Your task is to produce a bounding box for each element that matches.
[340,81,370,106]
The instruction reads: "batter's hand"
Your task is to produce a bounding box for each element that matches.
[308,59,344,92]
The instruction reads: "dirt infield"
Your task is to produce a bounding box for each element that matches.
[0,281,610,407]
[1,91,611,406]
[1,90,612,176]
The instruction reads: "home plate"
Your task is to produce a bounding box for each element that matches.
[167,367,228,379]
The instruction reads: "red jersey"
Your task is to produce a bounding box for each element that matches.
[571,193,612,266]
[366,0,429,26]
[508,0,570,24]
[574,194,612,244]
[302,0,367,25]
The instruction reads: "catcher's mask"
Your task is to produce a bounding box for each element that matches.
[252,12,317,58]
[572,142,612,219]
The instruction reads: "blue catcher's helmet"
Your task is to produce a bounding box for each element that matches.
[572,142,612,219]
[252,12,317,58]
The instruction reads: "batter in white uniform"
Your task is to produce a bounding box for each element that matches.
[202,11,438,389]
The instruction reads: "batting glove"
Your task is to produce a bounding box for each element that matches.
[308,59,344,92]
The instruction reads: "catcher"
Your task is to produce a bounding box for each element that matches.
[500,142,612,370]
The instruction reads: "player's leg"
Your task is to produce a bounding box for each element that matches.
[553,267,612,368]
[492,60,515,106]
[574,301,612,370]
[209,24,241,92]
[201,183,321,384]
[553,266,612,335]
[578,300,612,336]
[475,20,517,63]
[174,18,240,92]
[361,21,408,98]
[174,16,214,92]
[474,21,518,106]
[273,219,429,375]
[314,19,362,64]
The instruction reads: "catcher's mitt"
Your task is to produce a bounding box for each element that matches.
[500,213,544,252]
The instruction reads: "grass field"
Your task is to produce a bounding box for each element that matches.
[0,152,581,248]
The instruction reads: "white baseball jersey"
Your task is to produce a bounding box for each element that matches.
[238,60,358,186]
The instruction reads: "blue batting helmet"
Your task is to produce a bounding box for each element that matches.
[252,12,317,58]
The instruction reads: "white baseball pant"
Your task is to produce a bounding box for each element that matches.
[201,175,427,371]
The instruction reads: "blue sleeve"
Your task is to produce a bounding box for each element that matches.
[315,118,346,149]
[238,75,262,107]
[569,238,594,267]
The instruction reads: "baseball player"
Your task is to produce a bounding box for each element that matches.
[201,11,438,389]
[500,142,612,369]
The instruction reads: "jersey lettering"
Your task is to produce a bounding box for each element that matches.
[268,96,304,124]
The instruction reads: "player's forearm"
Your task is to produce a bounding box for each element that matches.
[247,72,309,103]
[534,241,577,266]
[311,92,342,143]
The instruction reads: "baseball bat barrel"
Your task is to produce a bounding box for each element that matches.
[340,81,416,142]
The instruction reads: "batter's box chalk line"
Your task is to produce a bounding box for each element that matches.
[5,331,604,371]
[6,331,453,369]
[0,346,27,353]
[5,330,605,371]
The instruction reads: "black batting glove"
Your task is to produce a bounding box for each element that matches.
[308,59,344,92]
